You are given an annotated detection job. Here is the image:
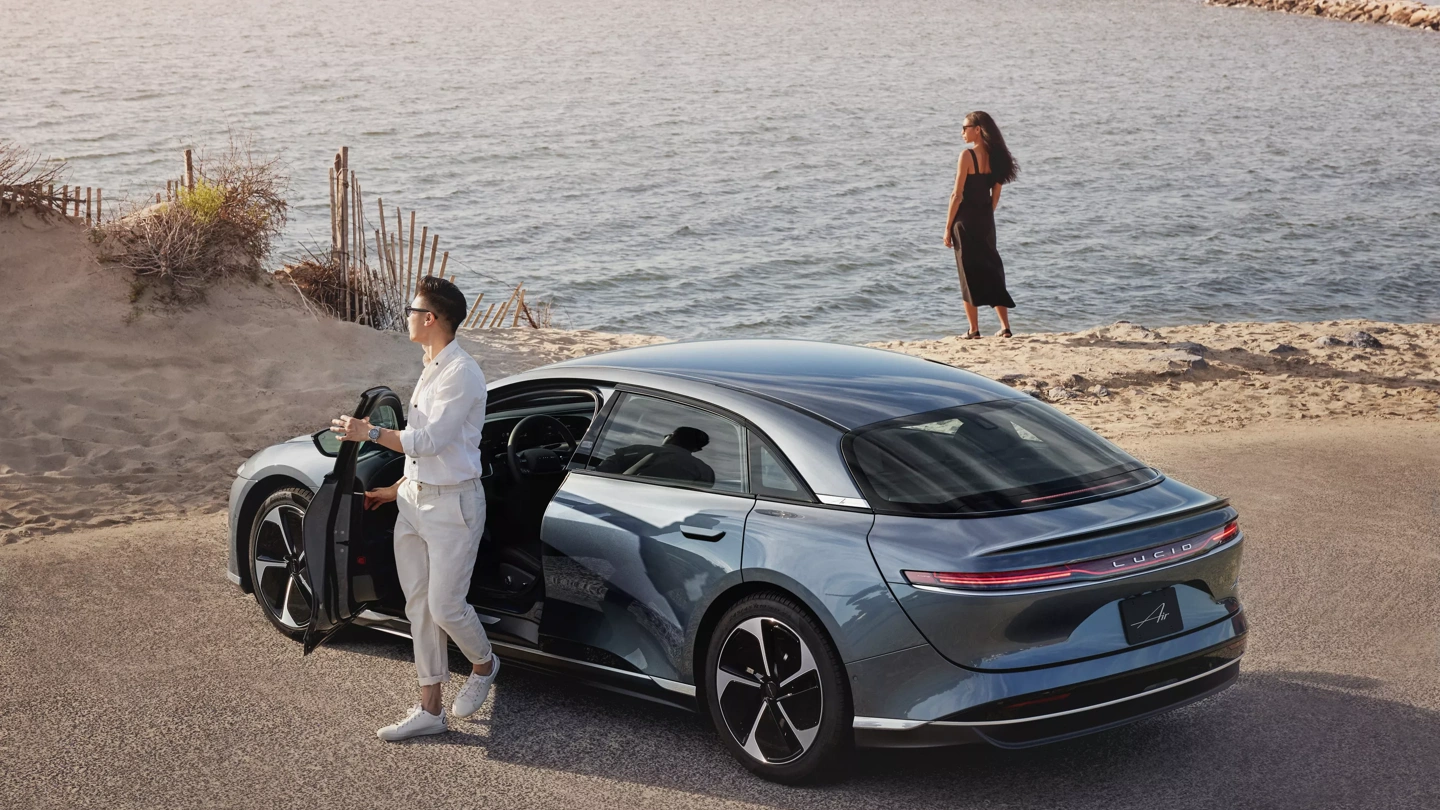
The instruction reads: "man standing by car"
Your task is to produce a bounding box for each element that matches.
[330,276,498,741]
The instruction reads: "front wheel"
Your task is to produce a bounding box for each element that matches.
[248,487,315,639]
[703,593,853,784]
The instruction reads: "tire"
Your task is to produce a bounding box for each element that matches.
[703,592,853,784]
[247,487,315,639]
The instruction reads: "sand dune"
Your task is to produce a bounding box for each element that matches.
[1,210,1435,543]
[0,212,657,543]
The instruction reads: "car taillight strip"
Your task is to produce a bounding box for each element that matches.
[904,520,1240,591]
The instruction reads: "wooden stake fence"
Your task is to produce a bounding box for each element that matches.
[0,182,105,224]
[248,145,551,331]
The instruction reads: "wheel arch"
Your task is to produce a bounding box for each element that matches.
[690,576,850,713]
[234,475,312,593]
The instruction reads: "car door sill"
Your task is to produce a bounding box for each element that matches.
[359,608,498,624]
[353,609,696,697]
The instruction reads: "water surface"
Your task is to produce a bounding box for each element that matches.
[4,0,1438,340]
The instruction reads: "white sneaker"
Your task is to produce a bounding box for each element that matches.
[452,657,501,718]
[376,704,447,742]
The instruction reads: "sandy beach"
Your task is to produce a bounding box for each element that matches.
[2,209,1436,543]
[872,318,1440,439]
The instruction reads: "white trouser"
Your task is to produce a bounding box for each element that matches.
[394,477,492,686]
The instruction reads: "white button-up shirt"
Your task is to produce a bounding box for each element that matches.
[398,339,487,485]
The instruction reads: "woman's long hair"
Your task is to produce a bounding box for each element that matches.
[965,111,1019,185]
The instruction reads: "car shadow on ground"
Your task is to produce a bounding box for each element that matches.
[331,630,1440,809]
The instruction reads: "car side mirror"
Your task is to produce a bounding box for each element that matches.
[313,428,343,457]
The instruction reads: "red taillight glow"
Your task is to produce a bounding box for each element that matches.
[904,519,1240,591]
[905,568,1073,587]
[1006,692,1072,710]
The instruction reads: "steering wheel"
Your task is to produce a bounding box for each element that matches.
[506,414,579,481]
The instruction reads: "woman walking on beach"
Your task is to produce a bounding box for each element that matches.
[944,111,1019,338]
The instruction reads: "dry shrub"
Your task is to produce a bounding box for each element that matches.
[101,139,288,304]
[275,252,405,331]
[0,141,67,214]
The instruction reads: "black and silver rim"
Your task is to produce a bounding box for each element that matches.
[715,617,823,765]
[252,502,312,630]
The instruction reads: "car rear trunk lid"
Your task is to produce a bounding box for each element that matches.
[867,478,1244,671]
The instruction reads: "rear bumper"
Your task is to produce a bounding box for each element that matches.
[852,613,1246,749]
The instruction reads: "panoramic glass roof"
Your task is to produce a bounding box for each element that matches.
[552,339,1024,429]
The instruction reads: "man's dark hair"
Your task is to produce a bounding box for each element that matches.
[416,276,467,334]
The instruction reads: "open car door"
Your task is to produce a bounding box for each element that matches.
[300,385,406,655]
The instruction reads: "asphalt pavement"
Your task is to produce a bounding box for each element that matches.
[2,420,1437,809]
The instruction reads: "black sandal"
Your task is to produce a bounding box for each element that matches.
[996,329,1013,338]
[962,330,982,340]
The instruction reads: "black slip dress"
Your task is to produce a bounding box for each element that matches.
[951,148,1016,309]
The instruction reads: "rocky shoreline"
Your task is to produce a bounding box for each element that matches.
[1208,0,1440,29]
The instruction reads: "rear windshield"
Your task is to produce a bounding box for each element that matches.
[843,398,1158,516]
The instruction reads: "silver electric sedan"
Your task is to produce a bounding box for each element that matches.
[227,339,1246,783]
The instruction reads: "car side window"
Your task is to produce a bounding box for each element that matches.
[372,404,400,431]
[747,432,811,501]
[361,403,402,456]
[588,393,746,493]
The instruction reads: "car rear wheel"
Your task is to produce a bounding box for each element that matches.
[703,593,852,784]
[248,487,314,639]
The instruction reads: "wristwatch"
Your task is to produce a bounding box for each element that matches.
[367,425,382,442]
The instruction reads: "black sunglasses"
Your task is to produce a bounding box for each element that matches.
[404,306,432,317]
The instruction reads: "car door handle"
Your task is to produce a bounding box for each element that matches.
[680,525,726,542]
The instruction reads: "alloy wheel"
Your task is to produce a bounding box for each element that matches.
[252,502,313,630]
[715,617,824,765]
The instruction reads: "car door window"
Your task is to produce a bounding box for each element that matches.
[747,432,813,501]
[361,404,402,456]
[371,404,400,430]
[589,393,746,493]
